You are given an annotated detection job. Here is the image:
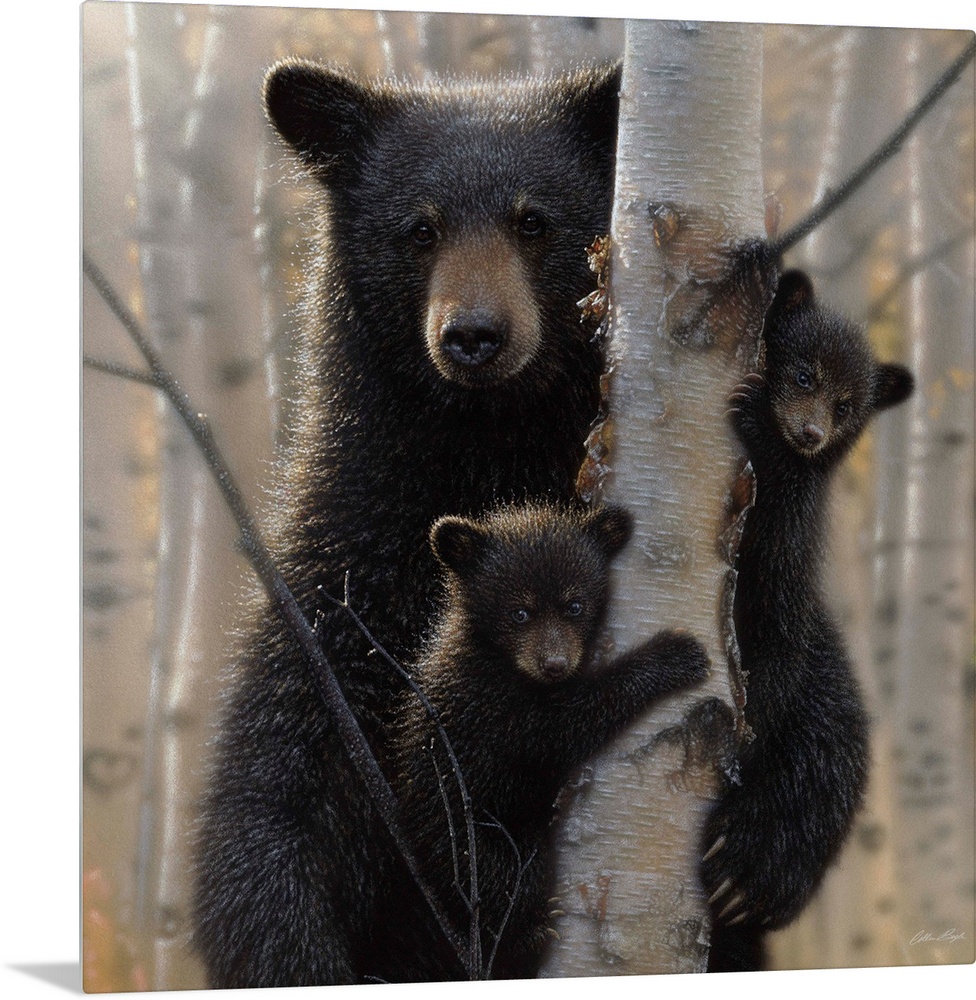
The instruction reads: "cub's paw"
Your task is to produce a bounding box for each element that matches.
[726,372,768,446]
[643,629,710,688]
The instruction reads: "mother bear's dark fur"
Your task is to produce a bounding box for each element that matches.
[191,62,620,988]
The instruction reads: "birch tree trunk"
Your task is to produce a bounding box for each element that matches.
[82,4,157,990]
[543,20,770,976]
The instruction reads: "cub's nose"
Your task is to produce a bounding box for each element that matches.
[441,311,507,368]
[540,654,570,681]
[802,422,825,445]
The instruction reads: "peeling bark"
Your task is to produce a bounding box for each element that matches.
[543,21,771,976]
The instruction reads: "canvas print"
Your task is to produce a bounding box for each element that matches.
[82,2,975,991]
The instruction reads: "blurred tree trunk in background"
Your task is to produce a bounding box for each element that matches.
[82,3,156,988]
[542,20,768,976]
[84,2,283,988]
[122,4,280,987]
[529,16,624,71]
[883,30,974,965]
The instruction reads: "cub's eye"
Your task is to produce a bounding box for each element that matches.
[517,212,546,238]
[510,608,530,624]
[565,600,583,618]
[835,399,851,419]
[796,369,813,389]
[411,221,437,248]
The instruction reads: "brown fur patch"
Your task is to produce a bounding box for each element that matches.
[514,618,585,684]
[425,232,540,385]
[773,395,833,456]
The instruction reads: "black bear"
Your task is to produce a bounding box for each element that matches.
[191,62,621,988]
[367,504,710,982]
[702,270,914,971]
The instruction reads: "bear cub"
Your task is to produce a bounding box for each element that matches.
[367,504,710,983]
[702,270,914,972]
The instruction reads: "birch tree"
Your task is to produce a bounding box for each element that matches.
[544,20,771,976]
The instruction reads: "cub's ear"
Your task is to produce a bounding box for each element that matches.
[263,60,389,178]
[430,517,491,572]
[873,363,914,411]
[584,505,633,558]
[767,269,815,324]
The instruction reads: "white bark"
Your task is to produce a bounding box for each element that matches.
[544,20,767,976]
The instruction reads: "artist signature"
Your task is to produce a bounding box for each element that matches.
[910,928,967,945]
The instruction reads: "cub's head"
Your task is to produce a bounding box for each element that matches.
[763,270,914,461]
[430,505,632,684]
[263,60,620,392]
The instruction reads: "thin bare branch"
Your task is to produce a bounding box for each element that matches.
[430,754,471,911]
[478,810,539,979]
[772,36,976,257]
[83,354,158,389]
[82,251,471,978]
[322,574,483,974]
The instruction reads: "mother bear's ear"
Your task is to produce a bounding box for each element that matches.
[263,60,394,181]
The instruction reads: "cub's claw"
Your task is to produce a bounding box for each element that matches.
[727,389,757,406]
[702,834,726,862]
[708,877,734,907]
[728,373,765,405]
[717,892,745,921]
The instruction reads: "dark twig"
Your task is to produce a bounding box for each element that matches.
[82,252,471,978]
[323,574,483,976]
[771,36,976,257]
[477,811,540,979]
[430,754,470,910]
[83,354,158,389]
